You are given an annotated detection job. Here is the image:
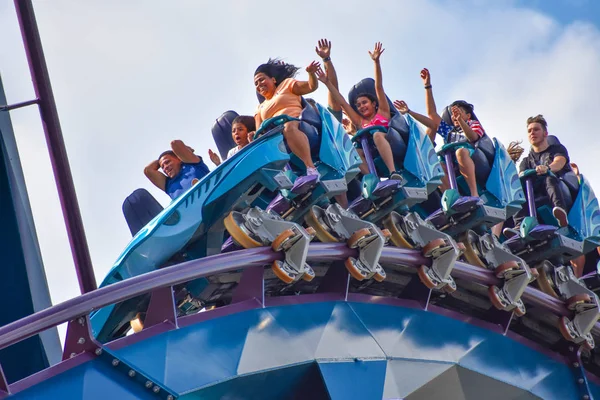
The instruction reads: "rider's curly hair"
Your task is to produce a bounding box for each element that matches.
[507,140,525,163]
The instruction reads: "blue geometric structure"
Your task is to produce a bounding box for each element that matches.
[6,299,600,399]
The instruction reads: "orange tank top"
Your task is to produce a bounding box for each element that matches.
[255,78,303,120]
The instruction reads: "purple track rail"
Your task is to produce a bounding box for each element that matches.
[0,243,592,353]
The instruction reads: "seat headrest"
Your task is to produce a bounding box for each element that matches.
[547,135,560,146]
[211,110,239,160]
[300,98,321,128]
[348,78,397,117]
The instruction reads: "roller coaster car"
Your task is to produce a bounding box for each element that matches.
[251,99,362,222]
[91,124,309,342]
[424,115,536,315]
[344,79,445,223]
[506,142,600,347]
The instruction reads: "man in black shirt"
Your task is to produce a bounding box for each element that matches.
[517,114,570,227]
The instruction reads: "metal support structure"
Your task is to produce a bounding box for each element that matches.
[143,286,178,329]
[564,345,593,400]
[0,98,38,111]
[62,315,100,361]
[13,0,97,293]
[0,365,8,395]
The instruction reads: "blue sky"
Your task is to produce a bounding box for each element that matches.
[1,0,600,342]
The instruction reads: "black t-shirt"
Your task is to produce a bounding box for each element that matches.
[519,144,571,176]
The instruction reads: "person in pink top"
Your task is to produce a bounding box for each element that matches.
[316,42,401,180]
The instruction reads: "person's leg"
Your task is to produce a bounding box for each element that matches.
[455,148,479,197]
[282,121,315,169]
[544,175,569,227]
[356,149,370,175]
[372,131,397,175]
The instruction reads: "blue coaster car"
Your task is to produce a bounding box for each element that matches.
[260,101,362,221]
[426,137,525,239]
[504,170,600,267]
[91,130,298,341]
[344,79,445,223]
[509,165,600,348]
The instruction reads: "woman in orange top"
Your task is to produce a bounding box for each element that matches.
[254,59,320,179]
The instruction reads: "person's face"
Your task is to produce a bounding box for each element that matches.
[527,122,548,146]
[159,154,182,178]
[254,73,277,99]
[452,106,471,127]
[232,123,249,147]
[356,96,376,118]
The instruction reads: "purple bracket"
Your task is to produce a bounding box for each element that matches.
[401,275,432,310]
[444,152,458,190]
[563,343,593,399]
[142,286,178,329]
[0,98,38,111]
[316,261,350,298]
[62,315,100,361]
[231,266,265,305]
[486,307,514,335]
[0,363,8,396]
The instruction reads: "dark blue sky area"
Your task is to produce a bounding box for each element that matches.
[518,0,600,28]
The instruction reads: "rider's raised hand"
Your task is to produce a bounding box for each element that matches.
[315,65,328,84]
[393,100,410,115]
[306,60,320,74]
[208,149,221,166]
[315,38,332,59]
[369,42,385,61]
[420,68,431,86]
[247,131,256,143]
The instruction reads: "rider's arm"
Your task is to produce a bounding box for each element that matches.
[144,160,167,191]
[455,118,483,143]
[549,155,567,173]
[408,110,437,143]
[292,74,318,96]
[373,59,390,119]
[324,58,341,112]
[254,113,263,131]
[321,78,363,128]
[171,140,201,164]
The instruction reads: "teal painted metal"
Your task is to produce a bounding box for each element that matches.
[12,301,582,399]
[0,76,60,383]
[486,138,525,210]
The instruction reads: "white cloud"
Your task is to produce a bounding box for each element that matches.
[1,0,600,343]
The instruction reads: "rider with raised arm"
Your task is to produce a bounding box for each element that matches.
[208,115,256,166]
[254,59,320,180]
[516,114,571,227]
[419,68,486,197]
[144,139,210,200]
[316,42,400,180]
[315,39,343,123]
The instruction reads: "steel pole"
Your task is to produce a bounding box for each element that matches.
[13,0,96,293]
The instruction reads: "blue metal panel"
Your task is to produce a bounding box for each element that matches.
[349,302,485,363]
[318,360,387,400]
[11,359,157,399]
[383,359,453,399]
[24,301,588,399]
[589,381,600,400]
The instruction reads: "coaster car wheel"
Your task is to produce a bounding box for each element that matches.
[460,230,486,269]
[345,257,366,281]
[536,263,560,299]
[305,208,339,243]
[347,228,373,249]
[224,212,262,249]
[271,229,296,252]
[495,261,520,279]
[422,238,449,258]
[383,215,414,249]
[272,260,295,284]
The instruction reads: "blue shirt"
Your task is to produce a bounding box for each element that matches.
[165,160,210,199]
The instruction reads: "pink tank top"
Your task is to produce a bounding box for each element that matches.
[362,113,390,129]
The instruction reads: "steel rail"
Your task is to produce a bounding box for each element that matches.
[0,243,592,352]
